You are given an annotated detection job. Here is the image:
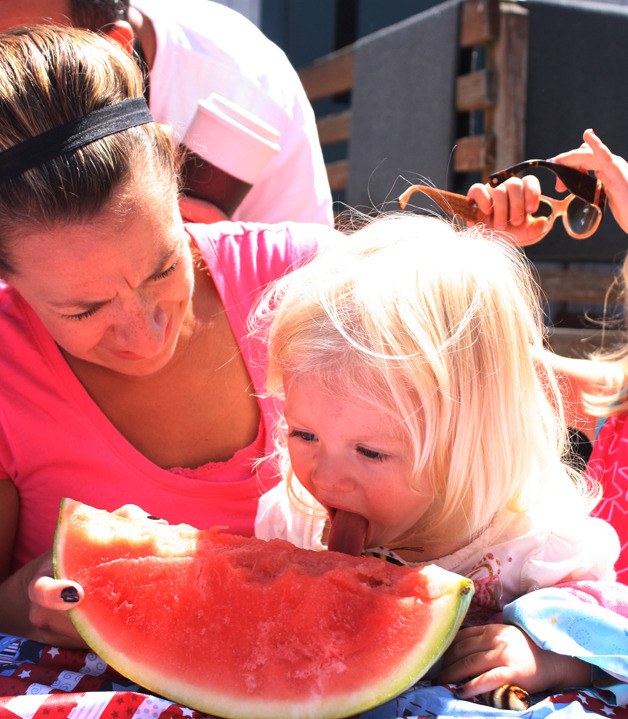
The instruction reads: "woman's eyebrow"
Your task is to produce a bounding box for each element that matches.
[148,244,181,277]
[47,244,182,309]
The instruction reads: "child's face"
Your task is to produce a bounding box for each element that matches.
[283,372,432,549]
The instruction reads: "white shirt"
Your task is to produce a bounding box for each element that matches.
[132,0,333,225]
[256,479,620,612]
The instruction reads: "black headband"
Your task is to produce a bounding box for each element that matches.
[0,97,153,184]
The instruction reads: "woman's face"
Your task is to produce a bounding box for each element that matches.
[7,192,195,377]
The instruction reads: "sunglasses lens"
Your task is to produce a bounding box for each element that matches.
[567,197,600,237]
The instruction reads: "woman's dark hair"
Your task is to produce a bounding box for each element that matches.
[0,26,178,276]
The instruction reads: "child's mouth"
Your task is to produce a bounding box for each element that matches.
[326,508,369,556]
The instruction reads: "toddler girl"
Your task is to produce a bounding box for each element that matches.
[254,214,619,699]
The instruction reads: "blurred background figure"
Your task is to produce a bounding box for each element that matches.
[0,0,333,225]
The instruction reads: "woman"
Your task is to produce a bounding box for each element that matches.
[0,26,335,647]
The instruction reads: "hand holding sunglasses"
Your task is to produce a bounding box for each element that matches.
[399,160,606,246]
[551,129,628,233]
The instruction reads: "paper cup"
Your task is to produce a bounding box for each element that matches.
[183,93,281,185]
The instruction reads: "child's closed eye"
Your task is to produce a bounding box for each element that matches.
[356,446,387,461]
[288,429,317,443]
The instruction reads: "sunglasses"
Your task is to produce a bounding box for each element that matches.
[489,160,606,240]
[399,160,606,241]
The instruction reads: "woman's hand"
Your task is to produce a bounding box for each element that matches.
[552,129,628,233]
[0,504,162,649]
[28,564,87,649]
[0,550,86,649]
[437,623,591,697]
[466,176,551,247]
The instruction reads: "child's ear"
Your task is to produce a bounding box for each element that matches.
[102,20,134,55]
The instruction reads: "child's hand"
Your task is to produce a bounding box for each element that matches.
[437,623,591,697]
[466,177,551,247]
[552,129,628,233]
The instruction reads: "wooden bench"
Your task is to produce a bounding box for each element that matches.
[297,0,624,358]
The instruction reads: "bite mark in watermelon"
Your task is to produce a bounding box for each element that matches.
[53,499,474,719]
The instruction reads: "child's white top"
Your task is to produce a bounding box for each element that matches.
[255,479,619,614]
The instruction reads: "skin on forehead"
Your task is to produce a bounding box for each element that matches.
[0,0,72,30]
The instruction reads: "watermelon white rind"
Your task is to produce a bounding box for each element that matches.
[53,499,474,719]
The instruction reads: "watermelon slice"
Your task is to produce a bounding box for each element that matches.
[53,499,474,719]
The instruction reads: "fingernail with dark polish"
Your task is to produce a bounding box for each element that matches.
[454,686,465,697]
[60,586,79,603]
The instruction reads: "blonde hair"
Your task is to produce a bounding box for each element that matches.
[0,26,179,275]
[257,214,596,546]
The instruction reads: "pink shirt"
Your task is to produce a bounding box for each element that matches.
[0,221,333,570]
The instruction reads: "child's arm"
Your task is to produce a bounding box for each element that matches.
[437,623,590,697]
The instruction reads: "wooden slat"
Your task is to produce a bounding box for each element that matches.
[491,1,529,169]
[326,159,349,192]
[453,133,495,173]
[536,268,621,305]
[297,0,616,362]
[297,45,355,102]
[460,0,500,47]
[316,109,352,146]
[456,69,496,112]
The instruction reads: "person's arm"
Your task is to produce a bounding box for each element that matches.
[0,480,17,581]
[467,130,628,244]
[0,479,86,647]
[466,174,550,247]
[552,129,628,233]
[437,622,591,698]
[541,350,623,442]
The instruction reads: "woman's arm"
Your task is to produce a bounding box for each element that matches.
[0,480,17,581]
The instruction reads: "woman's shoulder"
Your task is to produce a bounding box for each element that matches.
[187,220,340,284]
[0,282,36,343]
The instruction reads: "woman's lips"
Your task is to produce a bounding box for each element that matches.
[111,350,148,361]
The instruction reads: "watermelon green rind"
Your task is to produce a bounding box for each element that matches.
[53,499,474,719]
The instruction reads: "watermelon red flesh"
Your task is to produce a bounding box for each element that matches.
[53,499,474,719]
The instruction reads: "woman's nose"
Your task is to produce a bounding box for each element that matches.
[113,299,168,356]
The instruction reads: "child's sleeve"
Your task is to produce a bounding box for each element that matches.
[255,478,327,551]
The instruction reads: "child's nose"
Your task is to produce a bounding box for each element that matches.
[311,458,356,494]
